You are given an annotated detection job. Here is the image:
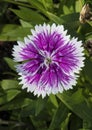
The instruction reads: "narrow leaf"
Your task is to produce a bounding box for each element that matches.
[49,103,69,130]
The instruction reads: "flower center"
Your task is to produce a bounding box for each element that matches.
[44,57,52,66]
[46,58,52,64]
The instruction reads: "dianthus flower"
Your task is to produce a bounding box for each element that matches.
[12,23,85,98]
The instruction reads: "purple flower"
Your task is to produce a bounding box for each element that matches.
[12,23,85,98]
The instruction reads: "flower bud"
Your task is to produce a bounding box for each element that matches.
[79,4,92,23]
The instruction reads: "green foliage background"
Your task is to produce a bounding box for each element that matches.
[0,0,92,130]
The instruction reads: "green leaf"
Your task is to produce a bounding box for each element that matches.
[60,13,80,36]
[28,0,46,14]
[35,97,48,116]
[0,24,19,32]
[75,0,85,12]
[6,90,21,102]
[49,103,69,130]
[49,95,58,108]
[63,5,72,14]
[46,11,64,24]
[20,19,33,27]
[20,100,35,117]
[4,57,17,71]
[79,23,92,37]
[30,115,47,130]
[83,58,92,83]
[0,90,20,105]
[1,80,19,90]
[40,0,54,12]
[83,119,92,129]
[13,0,28,2]
[57,89,92,121]
[3,0,30,8]
[0,24,30,41]
[85,32,92,40]
[60,13,79,23]
[87,21,92,26]
[61,113,71,130]
[68,113,82,130]
[5,27,30,41]
[64,21,80,37]
[10,6,46,24]
[0,97,32,110]
[0,24,19,40]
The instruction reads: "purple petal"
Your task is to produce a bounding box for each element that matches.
[38,65,58,89]
[19,43,41,61]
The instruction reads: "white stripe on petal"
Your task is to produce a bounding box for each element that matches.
[51,23,56,34]
[24,37,31,44]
